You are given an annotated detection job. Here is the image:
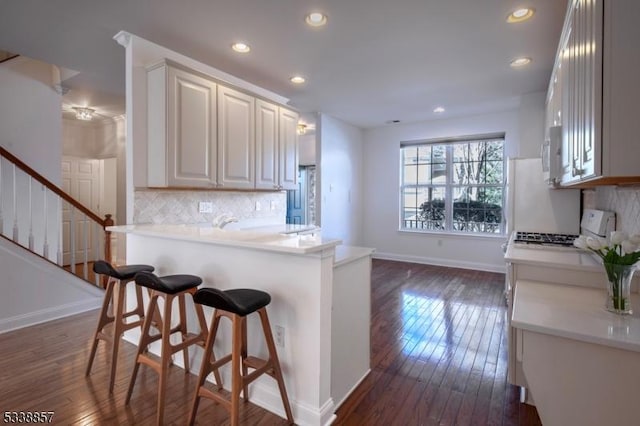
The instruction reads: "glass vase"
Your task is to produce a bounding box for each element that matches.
[604,263,636,315]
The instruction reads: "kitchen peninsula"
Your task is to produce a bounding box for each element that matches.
[109,224,373,426]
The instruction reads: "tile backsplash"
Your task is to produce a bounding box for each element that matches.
[584,186,640,235]
[134,189,287,225]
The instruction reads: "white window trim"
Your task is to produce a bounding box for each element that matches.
[399,135,506,236]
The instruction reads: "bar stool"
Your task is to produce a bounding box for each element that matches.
[188,287,294,426]
[125,271,221,426]
[86,260,155,393]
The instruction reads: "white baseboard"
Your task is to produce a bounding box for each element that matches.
[0,298,101,334]
[372,251,506,273]
[124,330,336,426]
[333,368,371,411]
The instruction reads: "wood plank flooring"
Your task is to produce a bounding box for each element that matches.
[0,259,541,425]
[334,260,541,426]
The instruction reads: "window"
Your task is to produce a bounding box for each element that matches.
[400,134,505,235]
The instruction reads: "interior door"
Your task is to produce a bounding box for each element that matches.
[61,157,100,266]
[286,167,307,224]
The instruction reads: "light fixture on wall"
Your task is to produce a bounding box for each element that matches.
[297,123,307,135]
[73,106,95,121]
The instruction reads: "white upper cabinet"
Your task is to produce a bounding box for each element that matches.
[255,99,279,189]
[255,101,299,190]
[552,0,640,187]
[147,60,299,190]
[217,86,255,189]
[278,107,299,190]
[147,62,217,187]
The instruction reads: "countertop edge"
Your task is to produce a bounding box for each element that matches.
[512,280,640,353]
[108,225,342,255]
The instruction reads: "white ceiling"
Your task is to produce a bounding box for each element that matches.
[0,0,567,128]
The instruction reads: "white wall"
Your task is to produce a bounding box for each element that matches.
[0,57,62,262]
[0,56,62,184]
[362,110,521,272]
[319,114,364,245]
[299,133,317,166]
[0,237,102,334]
[518,91,547,158]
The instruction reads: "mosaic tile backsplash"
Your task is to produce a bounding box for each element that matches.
[584,186,640,235]
[134,190,287,225]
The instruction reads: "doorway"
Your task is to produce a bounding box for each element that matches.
[286,165,316,225]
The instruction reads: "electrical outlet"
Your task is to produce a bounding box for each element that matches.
[199,201,213,213]
[274,325,284,347]
[255,201,262,211]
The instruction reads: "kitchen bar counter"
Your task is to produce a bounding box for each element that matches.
[112,226,371,426]
[108,224,341,255]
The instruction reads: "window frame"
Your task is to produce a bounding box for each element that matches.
[399,133,506,236]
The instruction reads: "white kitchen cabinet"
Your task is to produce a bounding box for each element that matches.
[278,107,299,190]
[552,0,640,186]
[217,85,255,189]
[147,60,299,191]
[147,61,217,187]
[255,101,299,190]
[255,99,279,189]
[513,281,640,425]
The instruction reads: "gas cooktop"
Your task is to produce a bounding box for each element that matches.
[513,231,579,247]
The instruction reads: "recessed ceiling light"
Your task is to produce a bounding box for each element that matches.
[305,12,327,27]
[510,57,532,68]
[507,8,535,23]
[433,106,445,113]
[231,42,251,53]
[290,75,306,84]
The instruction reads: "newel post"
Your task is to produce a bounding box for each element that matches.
[103,214,114,264]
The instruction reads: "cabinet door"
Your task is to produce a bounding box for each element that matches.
[278,108,299,190]
[217,86,255,189]
[148,64,217,187]
[578,0,603,180]
[167,67,218,187]
[255,99,279,189]
[560,24,576,184]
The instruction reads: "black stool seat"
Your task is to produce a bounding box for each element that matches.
[93,260,154,280]
[194,288,271,316]
[135,271,202,294]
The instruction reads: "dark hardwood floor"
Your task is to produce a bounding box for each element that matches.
[334,259,541,426]
[0,259,541,425]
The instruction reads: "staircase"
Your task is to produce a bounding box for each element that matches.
[0,146,113,333]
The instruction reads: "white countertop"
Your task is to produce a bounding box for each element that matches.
[108,224,341,255]
[512,280,640,352]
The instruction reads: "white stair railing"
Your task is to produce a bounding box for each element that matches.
[0,147,114,286]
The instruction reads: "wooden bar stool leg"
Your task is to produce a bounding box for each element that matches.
[125,293,159,405]
[178,293,190,373]
[107,280,127,393]
[188,311,219,426]
[258,308,294,423]
[230,314,243,426]
[85,277,115,377]
[241,316,249,401]
[156,293,174,426]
